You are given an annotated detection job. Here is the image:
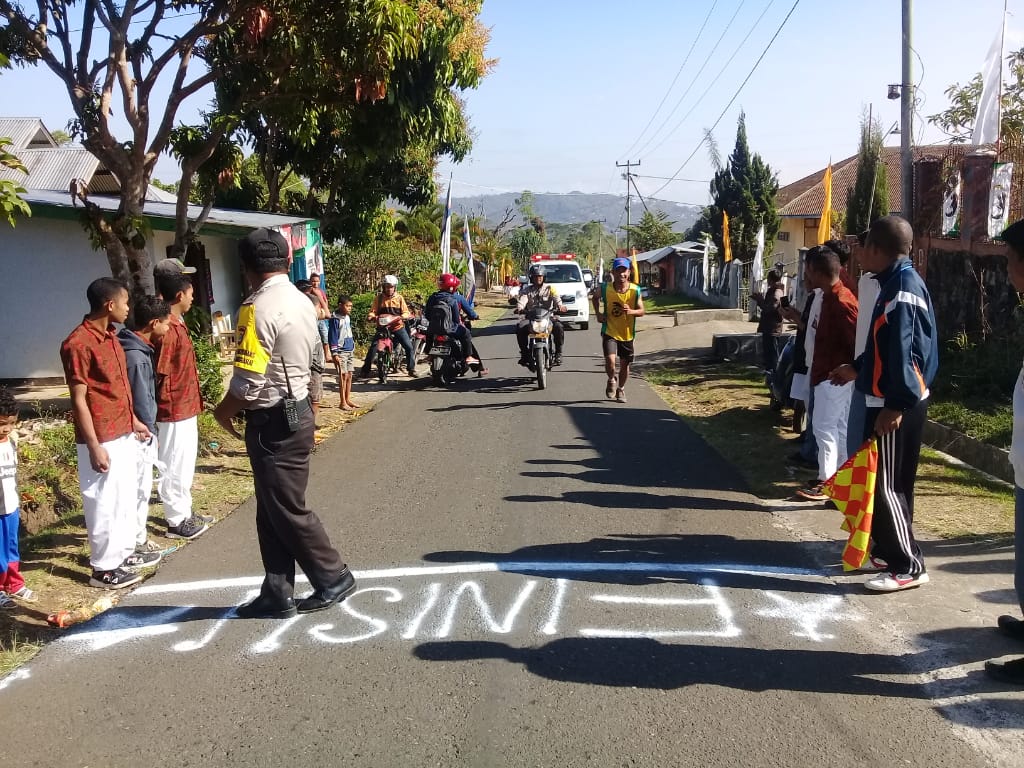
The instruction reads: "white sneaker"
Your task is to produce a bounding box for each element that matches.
[864,571,929,592]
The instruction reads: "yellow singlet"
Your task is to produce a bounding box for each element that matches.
[601,282,640,342]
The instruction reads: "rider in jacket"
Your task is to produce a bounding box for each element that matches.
[358,275,416,379]
[425,274,488,377]
[516,264,566,366]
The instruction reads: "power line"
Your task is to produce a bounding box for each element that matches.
[652,0,801,198]
[632,0,749,159]
[632,174,710,183]
[618,0,719,161]
[643,0,778,159]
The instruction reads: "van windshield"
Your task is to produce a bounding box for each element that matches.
[541,264,582,283]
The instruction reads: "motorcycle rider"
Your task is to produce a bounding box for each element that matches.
[425,274,488,377]
[516,264,566,366]
[358,275,416,379]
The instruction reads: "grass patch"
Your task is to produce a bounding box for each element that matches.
[644,293,711,314]
[644,358,1016,540]
[472,305,508,330]
[0,632,41,678]
[928,399,1012,448]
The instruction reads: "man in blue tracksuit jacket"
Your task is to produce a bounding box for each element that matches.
[831,215,938,592]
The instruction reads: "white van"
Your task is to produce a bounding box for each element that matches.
[529,253,591,330]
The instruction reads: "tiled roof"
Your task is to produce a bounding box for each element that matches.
[776,144,979,218]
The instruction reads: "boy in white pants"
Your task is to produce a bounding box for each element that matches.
[118,294,172,556]
[61,278,161,588]
[797,245,858,501]
[153,259,210,540]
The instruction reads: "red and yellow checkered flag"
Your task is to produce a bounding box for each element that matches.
[823,438,878,571]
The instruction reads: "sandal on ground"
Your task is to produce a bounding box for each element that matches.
[11,586,36,603]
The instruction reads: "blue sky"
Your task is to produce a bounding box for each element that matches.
[2,0,1019,208]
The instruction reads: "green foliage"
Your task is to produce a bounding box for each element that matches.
[0,136,30,227]
[929,48,1024,142]
[624,210,679,253]
[184,307,225,405]
[50,129,72,146]
[930,321,1024,447]
[699,112,780,264]
[17,421,81,522]
[845,115,890,234]
[508,229,545,273]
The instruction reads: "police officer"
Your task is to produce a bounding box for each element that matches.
[213,228,355,618]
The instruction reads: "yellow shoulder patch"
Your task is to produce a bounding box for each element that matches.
[233,303,270,374]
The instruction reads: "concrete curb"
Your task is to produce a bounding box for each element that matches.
[674,308,745,326]
[922,419,1013,484]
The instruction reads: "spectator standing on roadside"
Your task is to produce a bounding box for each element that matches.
[328,295,358,410]
[296,280,328,424]
[985,218,1024,684]
[60,278,159,588]
[846,233,881,459]
[0,388,34,605]
[213,228,356,618]
[153,259,210,541]
[796,245,858,501]
[830,215,938,592]
[117,294,172,558]
[751,270,786,374]
[781,269,821,471]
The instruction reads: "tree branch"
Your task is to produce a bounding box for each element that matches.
[147,68,217,160]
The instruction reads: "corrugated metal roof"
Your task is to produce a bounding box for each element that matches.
[0,118,56,151]
[0,147,99,190]
[21,189,317,236]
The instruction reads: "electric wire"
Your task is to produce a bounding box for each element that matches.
[617,0,719,162]
[651,0,801,198]
[643,0,778,159]
[631,0,750,159]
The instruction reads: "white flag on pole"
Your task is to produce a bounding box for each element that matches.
[462,219,476,304]
[972,13,1007,145]
[752,223,766,293]
[440,177,453,274]
[702,236,711,294]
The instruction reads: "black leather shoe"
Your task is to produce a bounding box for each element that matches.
[998,614,1024,641]
[235,595,297,619]
[985,656,1024,685]
[296,568,357,614]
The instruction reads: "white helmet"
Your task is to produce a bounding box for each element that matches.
[382,274,398,287]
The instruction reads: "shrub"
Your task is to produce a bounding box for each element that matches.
[183,306,225,405]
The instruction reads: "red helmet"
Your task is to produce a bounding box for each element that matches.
[438,273,460,290]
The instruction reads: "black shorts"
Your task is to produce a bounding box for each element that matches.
[601,334,635,362]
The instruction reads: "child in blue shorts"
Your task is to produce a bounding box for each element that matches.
[0,387,33,606]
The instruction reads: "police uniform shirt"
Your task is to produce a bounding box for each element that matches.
[230,274,316,408]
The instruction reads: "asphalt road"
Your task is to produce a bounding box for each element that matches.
[0,316,1012,767]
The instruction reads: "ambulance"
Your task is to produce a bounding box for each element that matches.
[529,253,591,330]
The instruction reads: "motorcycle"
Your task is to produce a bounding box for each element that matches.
[524,306,555,390]
[372,314,403,384]
[427,331,468,386]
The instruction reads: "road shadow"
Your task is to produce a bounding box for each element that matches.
[422,532,844,593]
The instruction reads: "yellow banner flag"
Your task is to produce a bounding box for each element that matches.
[722,210,733,262]
[823,438,878,571]
[817,163,832,244]
[630,248,640,284]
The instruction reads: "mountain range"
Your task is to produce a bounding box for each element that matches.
[449,192,703,232]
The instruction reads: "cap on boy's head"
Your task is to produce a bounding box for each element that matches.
[612,257,631,270]
[239,227,289,273]
[154,257,196,277]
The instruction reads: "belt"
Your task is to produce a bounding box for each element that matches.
[241,396,311,418]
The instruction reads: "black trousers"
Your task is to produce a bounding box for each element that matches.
[517,320,564,356]
[862,399,928,576]
[245,401,346,602]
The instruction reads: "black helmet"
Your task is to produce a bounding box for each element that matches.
[528,264,545,278]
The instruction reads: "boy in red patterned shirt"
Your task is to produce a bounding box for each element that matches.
[60,278,160,588]
[153,259,210,541]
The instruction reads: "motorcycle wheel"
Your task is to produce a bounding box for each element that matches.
[535,346,547,390]
[430,356,445,387]
[377,353,388,385]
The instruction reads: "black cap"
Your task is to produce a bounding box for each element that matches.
[240,227,288,260]
[856,230,870,247]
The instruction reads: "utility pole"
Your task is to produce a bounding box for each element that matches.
[617,160,640,254]
[900,0,914,221]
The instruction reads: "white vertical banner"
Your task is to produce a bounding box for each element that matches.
[972,12,1007,146]
[942,171,962,236]
[702,237,711,294]
[989,162,1014,237]
[440,177,453,274]
[752,223,766,293]
[462,219,476,304]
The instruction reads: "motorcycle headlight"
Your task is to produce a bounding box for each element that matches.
[531,319,545,333]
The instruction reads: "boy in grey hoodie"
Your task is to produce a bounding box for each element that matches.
[118,295,172,556]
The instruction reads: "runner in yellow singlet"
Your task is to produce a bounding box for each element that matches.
[592,257,645,403]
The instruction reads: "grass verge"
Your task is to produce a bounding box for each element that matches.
[644,359,1014,541]
[644,293,712,314]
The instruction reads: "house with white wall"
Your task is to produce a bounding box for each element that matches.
[0,118,322,381]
